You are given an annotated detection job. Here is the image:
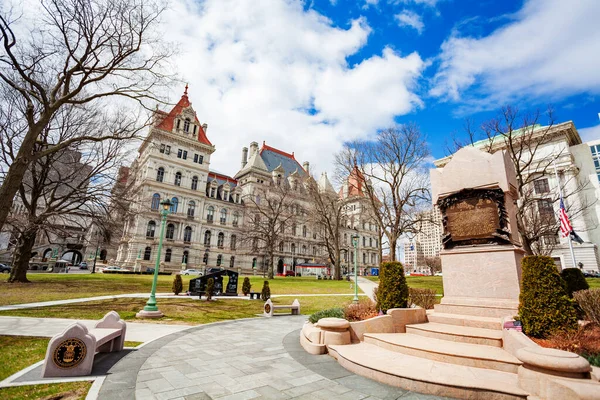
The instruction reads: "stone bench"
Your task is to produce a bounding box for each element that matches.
[42,311,127,377]
[264,298,300,317]
[248,292,261,300]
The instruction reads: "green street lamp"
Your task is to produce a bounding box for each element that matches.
[351,233,360,303]
[137,198,171,319]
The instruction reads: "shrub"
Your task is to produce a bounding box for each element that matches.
[519,256,577,338]
[532,323,600,367]
[344,299,378,322]
[242,277,251,296]
[409,288,437,310]
[261,281,271,301]
[376,261,408,313]
[561,268,589,297]
[205,278,214,301]
[573,288,600,325]
[172,274,183,295]
[308,308,344,324]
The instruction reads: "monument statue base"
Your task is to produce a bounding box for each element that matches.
[435,244,525,318]
[135,310,164,319]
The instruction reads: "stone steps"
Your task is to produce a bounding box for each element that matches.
[434,303,517,319]
[328,342,529,400]
[364,333,521,373]
[427,311,503,330]
[406,322,503,347]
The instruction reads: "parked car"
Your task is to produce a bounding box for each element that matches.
[101,266,123,273]
[285,270,296,277]
[145,267,155,273]
[182,269,202,276]
[0,264,11,274]
[434,272,443,277]
[78,262,88,270]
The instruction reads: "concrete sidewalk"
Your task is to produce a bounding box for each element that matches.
[357,276,378,301]
[0,316,190,342]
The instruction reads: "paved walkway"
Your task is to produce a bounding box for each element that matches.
[98,316,443,400]
[357,276,378,302]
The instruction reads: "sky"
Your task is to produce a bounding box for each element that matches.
[160,0,600,179]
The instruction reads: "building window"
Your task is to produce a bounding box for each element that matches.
[151,193,160,210]
[183,150,187,160]
[156,167,164,182]
[203,252,209,263]
[182,250,189,264]
[204,230,211,246]
[220,209,227,224]
[233,212,239,227]
[291,243,296,254]
[230,256,235,268]
[191,176,198,190]
[184,118,190,132]
[344,233,347,244]
[231,235,237,250]
[292,224,297,236]
[217,254,222,266]
[534,178,550,194]
[312,246,316,256]
[170,197,178,213]
[217,232,224,248]
[143,247,151,260]
[184,226,192,243]
[176,119,181,130]
[166,223,175,240]
[279,241,284,252]
[538,199,556,223]
[165,248,172,262]
[177,149,183,158]
[146,221,156,238]
[207,206,214,223]
[363,253,366,264]
[302,245,306,254]
[210,187,216,198]
[369,238,373,247]
[362,237,366,246]
[165,145,171,155]
[187,201,195,217]
[174,172,182,186]
[159,144,165,153]
[194,154,198,163]
[302,226,307,237]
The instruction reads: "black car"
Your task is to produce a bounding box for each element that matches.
[0,264,11,274]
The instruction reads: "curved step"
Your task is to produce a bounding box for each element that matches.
[427,312,503,330]
[328,342,528,400]
[364,333,521,373]
[406,322,503,347]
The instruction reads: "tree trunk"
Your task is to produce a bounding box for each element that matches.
[388,236,397,262]
[267,252,274,279]
[334,247,342,280]
[8,229,37,283]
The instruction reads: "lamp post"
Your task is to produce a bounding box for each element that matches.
[351,233,360,303]
[137,198,171,318]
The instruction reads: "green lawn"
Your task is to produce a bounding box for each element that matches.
[586,278,600,289]
[0,295,364,324]
[0,274,360,306]
[364,276,444,295]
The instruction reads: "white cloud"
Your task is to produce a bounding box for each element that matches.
[393,0,440,7]
[579,124,600,143]
[430,0,600,110]
[395,10,425,34]
[162,0,425,178]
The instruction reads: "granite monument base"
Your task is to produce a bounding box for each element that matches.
[435,244,525,318]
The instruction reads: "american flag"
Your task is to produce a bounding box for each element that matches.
[559,198,572,238]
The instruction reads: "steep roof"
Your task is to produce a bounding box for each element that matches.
[155,86,212,146]
[208,171,238,188]
[339,165,365,198]
[318,172,336,194]
[259,142,306,178]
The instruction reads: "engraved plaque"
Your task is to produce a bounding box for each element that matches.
[446,197,500,241]
[53,338,87,369]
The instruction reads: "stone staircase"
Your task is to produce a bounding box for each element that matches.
[329,313,530,400]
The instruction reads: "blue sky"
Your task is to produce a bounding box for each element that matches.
[159,0,600,176]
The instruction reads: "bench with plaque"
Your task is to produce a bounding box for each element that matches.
[41,311,126,377]
[430,147,524,318]
[188,269,239,298]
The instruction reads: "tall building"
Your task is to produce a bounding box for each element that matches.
[435,121,600,272]
[114,87,380,273]
[403,207,442,274]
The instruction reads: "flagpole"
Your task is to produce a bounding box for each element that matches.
[552,158,577,269]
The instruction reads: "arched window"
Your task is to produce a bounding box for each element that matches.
[291,243,296,254]
[302,245,307,254]
[156,167,164,182]
[220,209,227,224]
[165,249,172,262]
[146,221,156,238]
[187,201,196,217]
[166,223,175,240]
[184,118,190,132]
[203,252,209,263]
[170,197,179,213]
[232,212,240,227]
[302,226,307,237]
[292,224,297,236]
[217,232,224,248]
[174,172,182,186]
[252,258,257,268]
[151,193,160,210]
[313,246,316,256]
[217,254,222,266]
[184,226,192,243]
[207,206,214,222]
[191,176,198,190]
[204,230,211,246]
[182,250,189,264]
[143,246,151,260]
[363,253,366,264]
[230,256,235,268]
[279,241,284,252]
[369,238,373,247]
[230,235,237,250]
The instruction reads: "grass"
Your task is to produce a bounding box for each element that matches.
[0,274,360,306]
[0,382,91,400]
[586,278,600,289]
[0,295,365,324]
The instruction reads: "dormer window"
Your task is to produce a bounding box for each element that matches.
[176,119,181,130]
[184,118,191,133]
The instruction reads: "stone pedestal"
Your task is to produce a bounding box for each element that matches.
[136,310,164,319]
[435,245,524,318]
[316,318,351,346]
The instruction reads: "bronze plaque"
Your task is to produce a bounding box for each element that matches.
[52,338,87,369]
[446,197,500,241]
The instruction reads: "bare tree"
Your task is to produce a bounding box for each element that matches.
[0,0,173,232]
[424,256,441,276]
[4,104,134,282]
[240,184,304,279]
[336,124,432,261]
[449,106,591,255]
